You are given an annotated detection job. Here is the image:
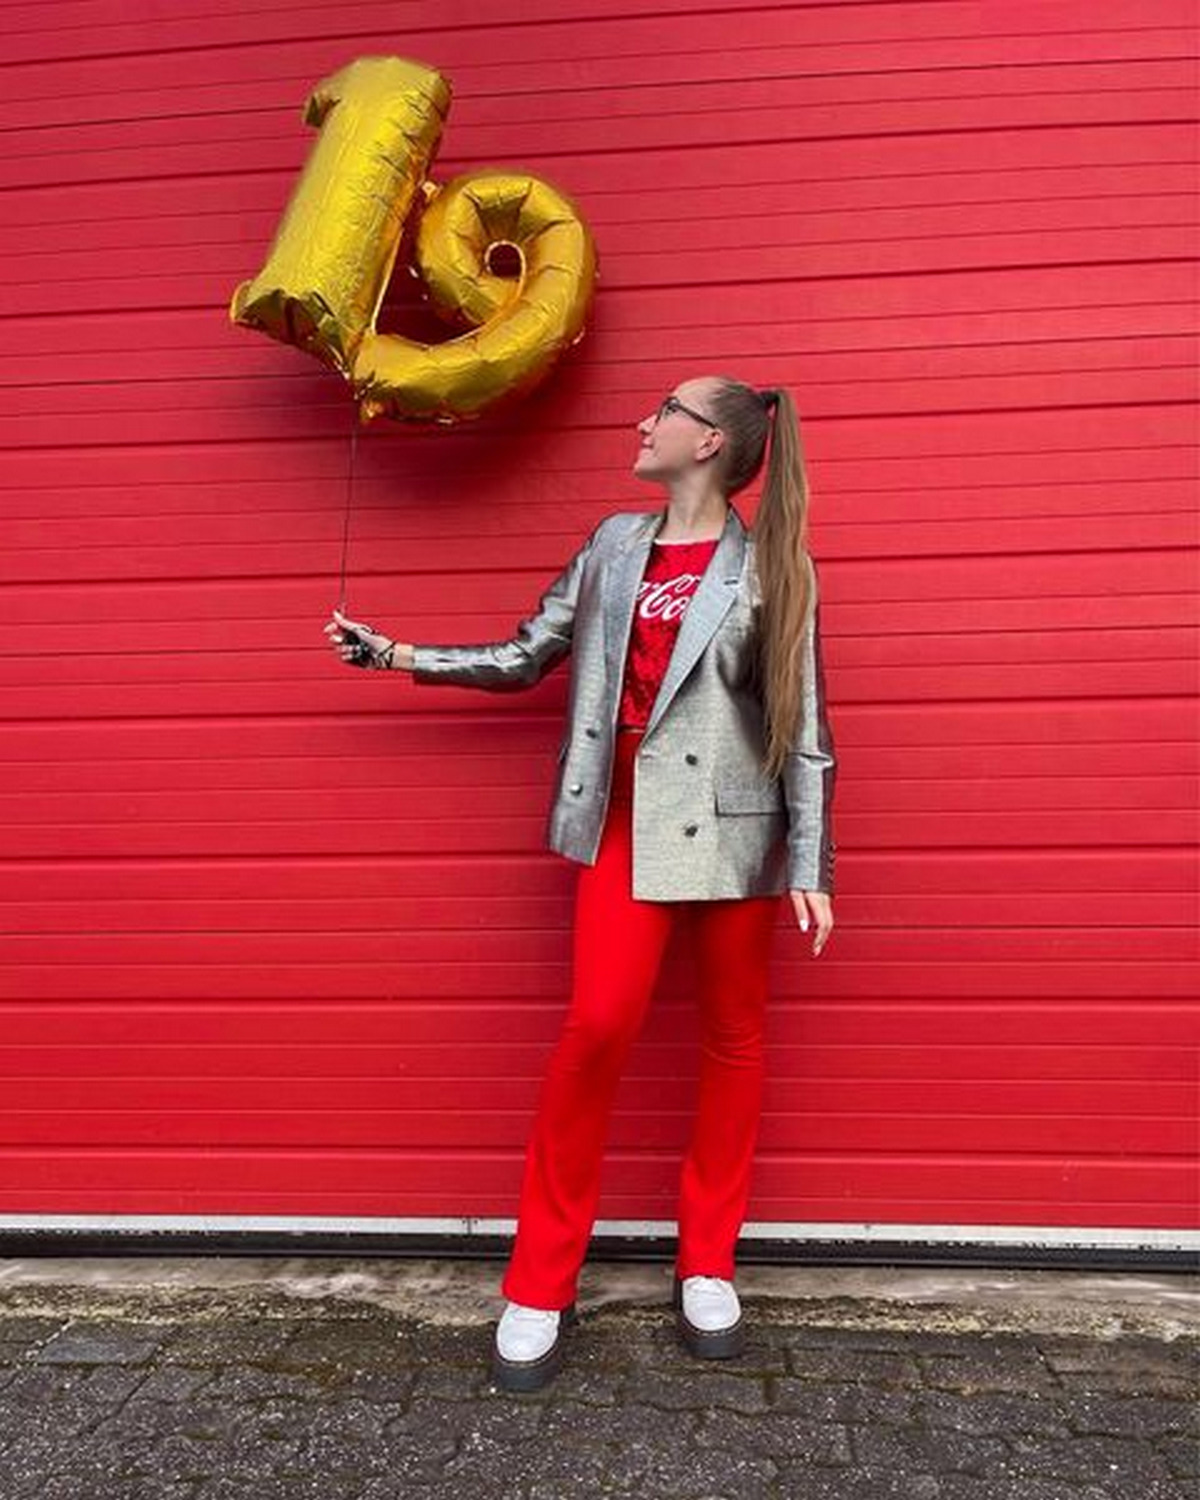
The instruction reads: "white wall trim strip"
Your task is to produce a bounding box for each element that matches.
[0,1215,1195,1253]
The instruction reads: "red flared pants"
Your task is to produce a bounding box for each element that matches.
[501,728,781,1310]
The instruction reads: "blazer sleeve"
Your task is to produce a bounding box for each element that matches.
[409,520,603,691]
[782,553,838,894]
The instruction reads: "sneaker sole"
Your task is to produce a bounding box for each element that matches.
[672,1277,746,1359]
[491,1302,578,1393]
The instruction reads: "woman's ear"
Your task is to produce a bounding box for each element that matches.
[698,429,724,463]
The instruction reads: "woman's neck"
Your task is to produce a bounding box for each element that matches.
[657,480,729,542]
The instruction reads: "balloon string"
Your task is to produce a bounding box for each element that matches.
[336,406,359,612]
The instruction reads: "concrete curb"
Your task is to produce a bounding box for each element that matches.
[1,1257,1196,1341]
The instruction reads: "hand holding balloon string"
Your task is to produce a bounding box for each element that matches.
[325,610,414,671]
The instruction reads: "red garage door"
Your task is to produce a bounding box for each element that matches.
[1,0,1196,1256]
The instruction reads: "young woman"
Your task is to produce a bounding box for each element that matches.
[326,375,837,1393]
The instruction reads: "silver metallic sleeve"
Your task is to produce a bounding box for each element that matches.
[410,523,600,692]
[783,555,838,894]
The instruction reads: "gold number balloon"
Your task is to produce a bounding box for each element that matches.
[230,56,598,424]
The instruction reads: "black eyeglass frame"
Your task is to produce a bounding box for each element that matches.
[655,394,720,430]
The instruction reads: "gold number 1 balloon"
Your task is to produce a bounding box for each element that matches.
[230,56,598,424]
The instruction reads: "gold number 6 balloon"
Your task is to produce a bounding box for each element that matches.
[229,56,598,424]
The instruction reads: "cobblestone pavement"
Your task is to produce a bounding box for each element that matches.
[0,1261,1195,1499]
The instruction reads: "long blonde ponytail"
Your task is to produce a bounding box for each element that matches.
[707,378,813,779]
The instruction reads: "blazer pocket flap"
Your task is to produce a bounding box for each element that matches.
[715,776,785,815]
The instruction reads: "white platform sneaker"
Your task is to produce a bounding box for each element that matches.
[491,1300,577,1392]
[673,1275,746,1358]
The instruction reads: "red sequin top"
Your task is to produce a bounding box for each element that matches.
[617,537,720,729]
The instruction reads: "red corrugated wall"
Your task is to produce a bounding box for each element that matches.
[1,1,1197,1240]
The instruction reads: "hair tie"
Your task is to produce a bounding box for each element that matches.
[759,388,780,412]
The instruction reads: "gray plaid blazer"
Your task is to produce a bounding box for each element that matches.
[411,505,836,900]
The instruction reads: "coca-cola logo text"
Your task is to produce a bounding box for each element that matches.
[635,572,703,623]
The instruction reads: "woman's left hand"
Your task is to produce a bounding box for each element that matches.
[789,890,833,957]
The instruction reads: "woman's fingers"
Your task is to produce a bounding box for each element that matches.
[790,890,834,957]
[327,609,370,651]
[329,609,385,645]
[326,610,361,658]
[325,608,403,669]
[809,892,834,957]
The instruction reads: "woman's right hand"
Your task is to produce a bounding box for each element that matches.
[325,609,415,672]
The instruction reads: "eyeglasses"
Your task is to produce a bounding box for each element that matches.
[655,394,719,430]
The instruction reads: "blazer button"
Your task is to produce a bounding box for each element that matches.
[585,726,599,739]
[684,822,699,837]
[685,753,698,766]
[569,782,583,796]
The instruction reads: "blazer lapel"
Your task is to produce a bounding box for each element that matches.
[644,506,747,739]
[601,505,748,739]
[602,509,663,685]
